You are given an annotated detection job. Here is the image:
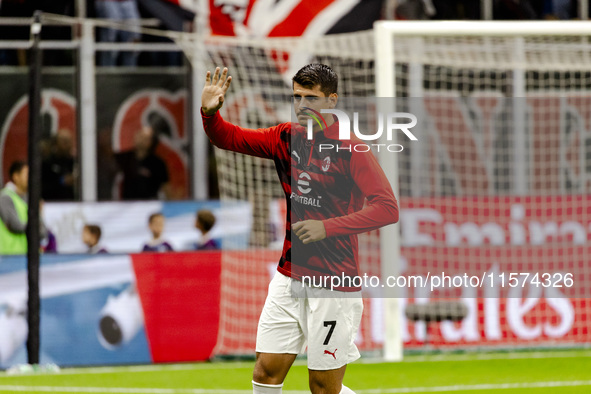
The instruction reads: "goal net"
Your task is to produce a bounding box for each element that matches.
[191,33,381,356]
[375,22,591,352]
[196,23,591,356]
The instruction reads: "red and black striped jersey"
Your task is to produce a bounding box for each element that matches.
[202,110,399,291]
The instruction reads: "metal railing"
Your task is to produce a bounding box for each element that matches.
[0,17,181,51]
[1,3,589,201]
[0,16,206,202]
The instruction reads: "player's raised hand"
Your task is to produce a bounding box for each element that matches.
[202,67,232,116]
[292,220,327,244]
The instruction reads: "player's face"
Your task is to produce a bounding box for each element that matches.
[12,166,29,193]
[293,82,337,128]
[56,130,73,155]
[134,126,154,152]
[149,215,165,238]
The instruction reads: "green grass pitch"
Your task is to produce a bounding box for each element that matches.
[0,350,590,393]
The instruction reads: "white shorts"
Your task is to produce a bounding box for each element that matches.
[256,272,363,370]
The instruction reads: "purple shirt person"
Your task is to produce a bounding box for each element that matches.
[82,224,108,254]
[142,212,174,252]
[194,209,220,251]
[194,234,220,251]
[42,230,58,253]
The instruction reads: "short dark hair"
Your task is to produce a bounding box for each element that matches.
[9,160,27,181]
[84,224,102,241]
[148,212,164,224]
[292,64,338,96]
[197,209,216,233]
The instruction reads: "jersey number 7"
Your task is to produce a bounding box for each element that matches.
[323,321,337,345]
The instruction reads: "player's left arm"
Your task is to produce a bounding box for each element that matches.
[324,150,399,237]
[293,150,399,243]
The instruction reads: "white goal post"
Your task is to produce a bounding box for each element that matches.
[375,20,591,361]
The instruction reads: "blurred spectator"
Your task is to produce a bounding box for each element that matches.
[194,209,219,250]
[542,0,574,19]
[42,129,77,201]
[495,0,539,19]
[142,212,173,252]
[115,126,170,200]
[42,230,58,253]
[431,0,480,19]
[395,0,548,20]
[95,0,141,66]
[82,224,108,254]
[395,0,436,19]
[97,127,120,201]
[396,0,481,20]
[0,161,47,255]
[135,0,193,66]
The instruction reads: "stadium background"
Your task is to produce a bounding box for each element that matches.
[0,2,591,392]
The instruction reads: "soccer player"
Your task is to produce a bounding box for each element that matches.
[142,212,174,252]
[201,64,399,394]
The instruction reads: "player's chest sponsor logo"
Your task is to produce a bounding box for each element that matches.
[297,171,312,194]
[292,171,322,207]
[290,192,322,208]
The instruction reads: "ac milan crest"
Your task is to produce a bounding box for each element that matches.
[322,156,331,172]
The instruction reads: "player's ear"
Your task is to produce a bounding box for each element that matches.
[329,93,338,108]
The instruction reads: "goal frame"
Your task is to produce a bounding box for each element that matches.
[374,20,591,362]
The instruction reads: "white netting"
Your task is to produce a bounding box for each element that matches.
[383,30,591,349]
[196,29,591,354]
[191,32,381,355]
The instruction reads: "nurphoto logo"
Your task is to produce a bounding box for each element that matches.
[302,107,418,153]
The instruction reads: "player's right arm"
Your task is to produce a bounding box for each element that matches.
[201,67,280,159]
